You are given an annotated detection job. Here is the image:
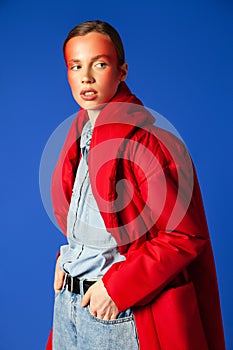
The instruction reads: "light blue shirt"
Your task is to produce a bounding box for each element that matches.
[59,120,125,278]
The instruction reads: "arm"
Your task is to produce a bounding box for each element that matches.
[102,130,209,312]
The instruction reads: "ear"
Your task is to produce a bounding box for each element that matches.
[119,62,128,81]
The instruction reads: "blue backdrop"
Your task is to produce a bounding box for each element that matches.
[0,0,232,349]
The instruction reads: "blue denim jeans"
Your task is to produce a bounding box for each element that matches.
[52,285,139,350]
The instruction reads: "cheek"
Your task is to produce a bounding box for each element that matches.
[68,75,80,92]
[67,74,73,87]
[102,71,120,88]
[102,67,119,80]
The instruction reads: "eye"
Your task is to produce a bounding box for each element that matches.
[95,62,107,68]
[71,64,81,71]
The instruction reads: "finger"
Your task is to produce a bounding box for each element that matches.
[54,256,65,292]
[103,314,111,320]
[54,270,65,292]
[54,269,65,291]
[89,307,97,317]
[97,311,108,320]
[110,313,118,320]
[81,289,91,307]
[102,311,117,321]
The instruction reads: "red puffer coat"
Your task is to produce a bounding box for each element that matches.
[47,82,225,350]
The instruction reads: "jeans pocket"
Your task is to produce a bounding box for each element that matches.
[82,306,139,349]
[54,287,66,299]
[117,308,132,319]
[86,306,133,324]
[54,291,60,299]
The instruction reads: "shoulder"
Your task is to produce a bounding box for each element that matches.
[128,124,190,167]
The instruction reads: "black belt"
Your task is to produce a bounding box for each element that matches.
[64,274,97,294]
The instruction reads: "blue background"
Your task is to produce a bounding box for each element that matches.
[0,0,232,349]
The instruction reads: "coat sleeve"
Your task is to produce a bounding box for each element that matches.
[102,129,210,312]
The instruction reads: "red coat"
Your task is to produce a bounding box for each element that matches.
[47,82,225,349]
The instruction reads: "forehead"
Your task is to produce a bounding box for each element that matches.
[64,32,118,62]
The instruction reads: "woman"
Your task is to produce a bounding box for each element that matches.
[47,20,225,350]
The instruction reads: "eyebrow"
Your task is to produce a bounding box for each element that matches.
[68,54,112,63]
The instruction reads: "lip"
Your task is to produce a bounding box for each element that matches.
[80,89,97,101]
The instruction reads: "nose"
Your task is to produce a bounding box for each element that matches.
[81,67,95,84]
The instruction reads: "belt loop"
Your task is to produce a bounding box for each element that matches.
[80,279,84,295]
[71,276,74,293]
[62,273,68,290]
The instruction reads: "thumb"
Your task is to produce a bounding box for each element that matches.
[81,288,91,307]
[54,268,65,292]
[54,257,65,292]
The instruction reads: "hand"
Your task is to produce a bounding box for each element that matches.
[54,256,65,293]
[81,279,119,320]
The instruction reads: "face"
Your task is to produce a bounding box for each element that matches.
[64,32,128,109]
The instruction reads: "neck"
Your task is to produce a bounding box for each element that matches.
[87,109,101,127]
